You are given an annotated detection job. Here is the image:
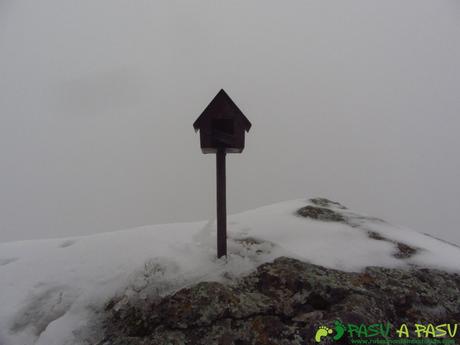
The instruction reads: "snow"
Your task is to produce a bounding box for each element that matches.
[1,198,459,345]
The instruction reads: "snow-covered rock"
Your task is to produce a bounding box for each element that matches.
[0,198,459,345]
[104,257,460,345]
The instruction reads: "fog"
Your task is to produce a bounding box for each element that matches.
[1,0,459,245]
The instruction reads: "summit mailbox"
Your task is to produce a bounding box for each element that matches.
[193,89,251,153]
[193,89,251,258]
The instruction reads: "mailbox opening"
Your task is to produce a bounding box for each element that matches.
[212,119,234,135]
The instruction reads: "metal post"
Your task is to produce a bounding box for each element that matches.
[216,148,227,258]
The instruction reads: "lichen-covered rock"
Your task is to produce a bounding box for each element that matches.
[103,257,460,345]
[297,206,345,222]
[309,198,347,210]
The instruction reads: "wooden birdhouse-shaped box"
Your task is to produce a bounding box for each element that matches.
[193,89,251,154]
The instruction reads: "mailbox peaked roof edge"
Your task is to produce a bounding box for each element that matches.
[193,89,252,132]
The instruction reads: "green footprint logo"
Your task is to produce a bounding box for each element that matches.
[333,320,346,341]
[315,326,333,343]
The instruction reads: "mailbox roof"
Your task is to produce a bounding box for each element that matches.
[193,89,251,132]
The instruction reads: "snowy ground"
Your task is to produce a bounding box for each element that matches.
[1,198,459,345]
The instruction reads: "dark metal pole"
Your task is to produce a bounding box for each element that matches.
[216,148,227,258]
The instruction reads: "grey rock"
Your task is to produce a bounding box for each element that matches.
[296,206,345,222]
[103,257,460,345]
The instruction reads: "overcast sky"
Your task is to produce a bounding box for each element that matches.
[1,0,459,245]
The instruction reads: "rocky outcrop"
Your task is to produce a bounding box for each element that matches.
[102,257,460,345]
[298,198,420,260]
